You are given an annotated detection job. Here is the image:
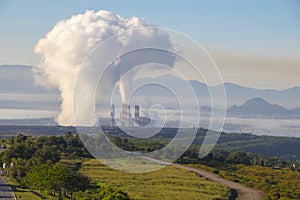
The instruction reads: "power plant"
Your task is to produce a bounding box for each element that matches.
[110,104,116,127]
[120,104,131,127]
[134,105,140,126]
[110,103,152,127]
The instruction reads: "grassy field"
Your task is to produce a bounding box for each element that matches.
[79,159,232,200]
[189,164,300,200]
[2,159,232,200]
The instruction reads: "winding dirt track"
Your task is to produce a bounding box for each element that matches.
[141,156,264,199]
[141,156,264,200]
[172,164,264,200]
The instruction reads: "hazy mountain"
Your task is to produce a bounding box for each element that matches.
[0,65,58,94]
[0,99,59,110]
[227,98,300,118]
[135,74,300,109]
[0,65,60,111]
[0,118,58,126]
[1,64,300,112]
[291,107,300,113]
[211,82,300,108]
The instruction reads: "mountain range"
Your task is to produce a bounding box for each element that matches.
[1,64,299,113]
[227,98,300,118]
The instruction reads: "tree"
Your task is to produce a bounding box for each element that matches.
[26,164,89,200]
[227,151,251,165]
[26,164,52,192]
[99,186,130,200]
[64,169,90,199]
[32,145,60,164]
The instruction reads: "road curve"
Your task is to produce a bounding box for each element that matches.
[172,164,264,200]
[0,176,16,200]
[141,156,264,199]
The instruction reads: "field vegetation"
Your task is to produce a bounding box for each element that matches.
[0,130,299,200]
[78,158,232,200]
[189,164,300,200]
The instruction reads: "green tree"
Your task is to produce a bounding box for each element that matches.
[26,164,89,200]
[99,186,130,200]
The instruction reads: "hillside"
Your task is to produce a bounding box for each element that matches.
[227,98,300,118]
[1,65,300,110]
[228,98,288,115]
[202,130,300,161]
[217,134,300,161]
[0,125,299,161]
[190,164,300,200]
[79,159,232,200]
[1,131,299,200]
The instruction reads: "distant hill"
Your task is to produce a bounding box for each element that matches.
[227,98,292,117]
[135,74,300,108]
[0,118,58,126]
[189,129,300,161]
[0,124,299,161]
[0,65,58,94]
[0,65,60,111]
[291,107,300,114]
[0,125,76,137]
[211,82,300,108]
[215,132,300,161]
[1,64,300,113]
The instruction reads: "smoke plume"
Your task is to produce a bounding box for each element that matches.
[34,10,175,125]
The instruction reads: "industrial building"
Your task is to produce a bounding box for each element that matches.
[110,103,153,127]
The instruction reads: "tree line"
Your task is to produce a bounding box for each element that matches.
[0,133,130,200]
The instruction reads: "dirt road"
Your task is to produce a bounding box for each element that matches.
[172,164,264,200]
[141,156,264,199]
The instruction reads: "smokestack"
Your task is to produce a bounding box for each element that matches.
[34,10,175,125]
[121,104,130,126]
[134,105,140,127]
[110,104,115,127]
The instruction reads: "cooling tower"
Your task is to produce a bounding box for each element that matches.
[134,105,140,126]
[121,104,130,126]
[110,104,115,127]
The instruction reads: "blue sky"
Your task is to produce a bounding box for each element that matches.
[0,0,300,89]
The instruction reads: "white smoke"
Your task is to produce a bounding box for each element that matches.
[34,10,175,125]
[118,80,131,104]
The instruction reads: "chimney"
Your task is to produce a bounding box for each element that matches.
[121,103,130,126]
[110,104,115,127]
[134,105,140,126]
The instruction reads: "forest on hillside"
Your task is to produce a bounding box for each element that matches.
[0,131,299,200]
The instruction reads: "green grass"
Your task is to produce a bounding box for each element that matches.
[189,164,300,200]
[79,159,232,200]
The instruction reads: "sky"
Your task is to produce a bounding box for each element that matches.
[0,0,300,89]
